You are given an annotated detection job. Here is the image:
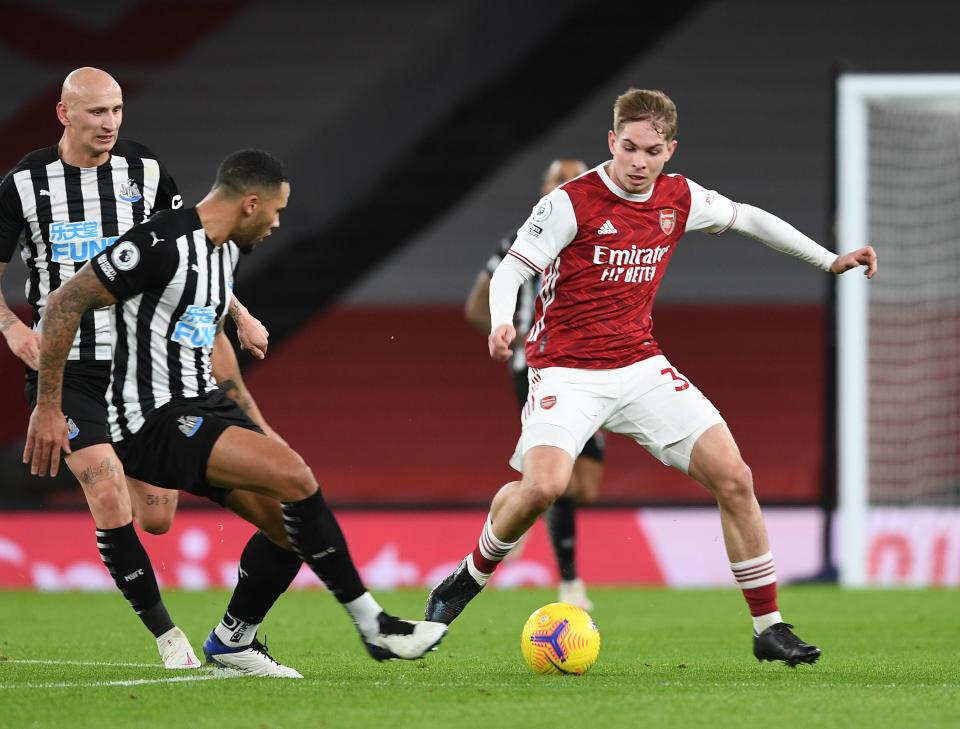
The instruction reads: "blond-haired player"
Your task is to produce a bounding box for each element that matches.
[428,89,876,666]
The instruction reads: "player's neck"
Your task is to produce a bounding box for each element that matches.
[57,133,109,168]
[195,196,233,246]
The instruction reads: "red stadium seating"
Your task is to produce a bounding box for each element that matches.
[243,304,825,506]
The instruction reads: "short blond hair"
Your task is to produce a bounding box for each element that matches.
[613,89,677,140]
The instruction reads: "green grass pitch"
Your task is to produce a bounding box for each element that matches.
[0,587,957,729]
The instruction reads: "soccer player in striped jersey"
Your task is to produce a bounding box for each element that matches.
[0,67,275,669]
[428,88,878,666]
[465,158,604,611]
[25,149,448,674]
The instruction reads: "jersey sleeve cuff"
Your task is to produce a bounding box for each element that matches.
[506,248,543,273]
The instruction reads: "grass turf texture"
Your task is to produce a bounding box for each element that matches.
[0,587,957,729]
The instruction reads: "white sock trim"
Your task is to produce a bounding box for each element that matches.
[730,551,773,571]
[731,551,777,589]
[752,611,783,635]
[478,516,518,562]
[214,614,259,648]
[344,592,382,638]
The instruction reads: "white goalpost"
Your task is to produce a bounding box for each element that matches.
[837,74,960,587]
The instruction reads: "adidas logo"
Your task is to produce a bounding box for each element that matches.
[597,220,617,235]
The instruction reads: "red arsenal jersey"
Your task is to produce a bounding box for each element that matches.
[508,163,736,369]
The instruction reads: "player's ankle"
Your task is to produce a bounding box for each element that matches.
[752,611,783,635]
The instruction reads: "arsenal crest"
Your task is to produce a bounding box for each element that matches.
[540,395,557,410]
[659,209,676,235]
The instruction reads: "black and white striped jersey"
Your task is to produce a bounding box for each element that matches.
[89,207,239,441]
[0,140,180,362]
[484,230,537,372]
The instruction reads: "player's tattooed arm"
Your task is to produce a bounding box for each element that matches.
[0,261,42,369]
[24,265,118,476]
[36,265,117,408]
[211,330,288,446]
[229,295,269,360]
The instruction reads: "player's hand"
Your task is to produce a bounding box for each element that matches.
[488,323,517,362]
[3,321,41,370]
[23,405,71,478]
[236,311,269,360]
[831,246,878,279]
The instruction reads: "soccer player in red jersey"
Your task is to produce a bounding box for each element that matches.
[427,89,877,666]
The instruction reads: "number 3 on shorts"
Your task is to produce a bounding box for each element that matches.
[660,367,690,392]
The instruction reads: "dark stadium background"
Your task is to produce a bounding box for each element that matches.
[0,1,958,588]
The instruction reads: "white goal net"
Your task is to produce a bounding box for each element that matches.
[837,74,960,587]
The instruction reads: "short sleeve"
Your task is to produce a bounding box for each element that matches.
[0,172,25,263]
[90,227,179,301]
[508,187,578,272]
[153,162,183,212]
[684,178,737,234]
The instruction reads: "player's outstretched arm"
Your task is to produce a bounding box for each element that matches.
[23,265,118,477]
[829,246,878,279]
[0,261,41,369]
[211,330,288,446]
[229,295,269,360]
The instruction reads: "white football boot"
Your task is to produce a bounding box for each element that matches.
[202,632,303,678]
[363,613,448,661]
[558,578,594,612]
[156,627,201,669]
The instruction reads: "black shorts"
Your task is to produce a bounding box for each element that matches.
[25,361,111,451]
[511,367,606,463]
[113,388,263,503]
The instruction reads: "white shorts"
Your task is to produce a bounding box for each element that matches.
[509,355,724,475]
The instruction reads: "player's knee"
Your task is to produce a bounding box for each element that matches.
[136,513,174,536]
[83,480,130,522]
[712,460,754,505]
[275,453,317,501]
[522,477,565,515]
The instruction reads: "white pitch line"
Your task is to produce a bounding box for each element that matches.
[0,674,234,689]
[2,659,160,668]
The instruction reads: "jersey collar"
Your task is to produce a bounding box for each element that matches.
[596,162,656,202]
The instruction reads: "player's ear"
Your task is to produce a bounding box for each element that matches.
[607,130,617,155]
[56,102,70,127]
[241,193,259,216]
[664,138,678,162]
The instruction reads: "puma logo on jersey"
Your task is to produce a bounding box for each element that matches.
[39,189,54,198]
[597,220,618,235]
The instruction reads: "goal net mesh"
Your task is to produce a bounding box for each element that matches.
[867,99,960,505]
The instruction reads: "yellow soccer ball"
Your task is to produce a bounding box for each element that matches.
[520,602,600,675]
